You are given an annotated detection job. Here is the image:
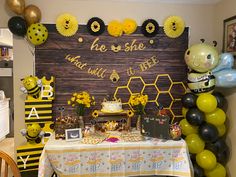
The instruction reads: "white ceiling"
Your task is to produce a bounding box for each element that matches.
[112,0,223,4]
[158,0,222,4]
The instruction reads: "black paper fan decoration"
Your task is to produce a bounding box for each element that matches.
[141,19,159,37]
[87,17,105,36]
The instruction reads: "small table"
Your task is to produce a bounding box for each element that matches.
[38,134,193,177]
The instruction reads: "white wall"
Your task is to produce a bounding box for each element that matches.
[0,29,13,46]
[215,0,236,176]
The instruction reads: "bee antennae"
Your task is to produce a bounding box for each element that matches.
[200,39,205,43]
[213,41,217,47]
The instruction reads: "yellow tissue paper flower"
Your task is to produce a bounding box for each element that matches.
[123,18,137,35]
[107,20,123,37]
[56,13,78,37]
[163,16,185,38]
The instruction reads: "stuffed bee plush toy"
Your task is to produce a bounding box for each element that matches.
[20,75,42,99]
[20,123,45,144]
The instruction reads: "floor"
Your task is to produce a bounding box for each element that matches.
[0,137,14,177]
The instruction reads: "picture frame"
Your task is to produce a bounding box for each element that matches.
[65,128,82,141]
[223,15,236,55]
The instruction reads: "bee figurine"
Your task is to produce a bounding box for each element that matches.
[20,75,42,99]
[20,123,44,144]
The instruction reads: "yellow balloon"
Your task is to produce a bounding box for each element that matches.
[216,124,226,137]
[196,93,217,113]
[204,163,226,177]
[182,107,188,118]
[196,150,217,170]
[27,23,48,46]
[185,134,205,154]
[180,119,198,136]
[24,5,41,25]
[6,0,25,15]
[206,108,226,126]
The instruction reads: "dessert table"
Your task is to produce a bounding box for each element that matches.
[38,133,193,177]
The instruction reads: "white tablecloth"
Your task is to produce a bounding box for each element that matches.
[38,134,192,177]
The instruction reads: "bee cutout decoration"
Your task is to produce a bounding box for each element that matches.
[20,75,42,99]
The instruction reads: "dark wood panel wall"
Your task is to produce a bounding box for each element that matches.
[36,24,189,124]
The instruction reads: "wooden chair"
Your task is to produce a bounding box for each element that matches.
[0,150,21,177]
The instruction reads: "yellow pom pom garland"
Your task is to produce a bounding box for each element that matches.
[107,20,123,37]
[122,18,137,35]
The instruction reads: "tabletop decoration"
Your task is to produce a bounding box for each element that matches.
[68,91,95,128]
[128,93,148,130]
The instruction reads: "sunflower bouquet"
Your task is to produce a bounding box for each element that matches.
[129,94,148,115]
[67,91,95,116]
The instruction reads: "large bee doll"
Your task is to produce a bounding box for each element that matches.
[184,40,219,93]
[20,75,42,99]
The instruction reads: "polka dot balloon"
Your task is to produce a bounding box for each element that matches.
[27,23,48,46]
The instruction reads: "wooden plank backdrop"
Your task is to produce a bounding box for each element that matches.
[35,24,189,124]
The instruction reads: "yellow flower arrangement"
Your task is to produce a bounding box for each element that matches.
[129,94,148,115]
[68,91,95,116]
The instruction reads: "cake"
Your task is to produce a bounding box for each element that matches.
[101,98,123,113]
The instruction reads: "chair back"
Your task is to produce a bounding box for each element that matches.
[0,150,21,177]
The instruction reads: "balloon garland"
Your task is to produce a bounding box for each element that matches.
[181,40,229,177]
[6,0,48,46]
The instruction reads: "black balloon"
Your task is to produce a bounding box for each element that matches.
[193,163,204,177]
[181,93,198,108]
[8,16,27,36]
[212,92,227,109]
[216,148,230,165]
[199,123,219,143]
[213,138,228,153]
[186,108,205,126]
[190,153,196,162]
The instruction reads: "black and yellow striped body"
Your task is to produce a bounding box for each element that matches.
[187,71,215,94]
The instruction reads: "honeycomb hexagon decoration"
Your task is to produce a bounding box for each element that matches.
[115,74,186,122]
[170,82,187,101]
[127,76,145,94]
[142,84,159,102]
[155,74,172,92]
[114,86,132,105]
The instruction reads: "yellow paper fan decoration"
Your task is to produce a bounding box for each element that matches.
[123,18,137,35]
[163,16,185,38]
[56,13,78,37]
[107,20,123,37]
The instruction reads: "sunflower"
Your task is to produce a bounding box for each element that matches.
[56,13,78,37]
[122,18,137,35]
[92,110,99,118]
[107,20,123,37]
[141,19,159,37]
[87,17,105,36]
[163,16,185,38]
[127,110,134,118]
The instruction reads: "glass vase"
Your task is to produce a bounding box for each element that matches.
[78,116,84,129]
[136,114,142,131]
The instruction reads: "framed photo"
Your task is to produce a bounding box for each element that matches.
[223,15,236,55]
[65,128,82,141]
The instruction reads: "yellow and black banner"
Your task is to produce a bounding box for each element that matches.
[16,144,44,172]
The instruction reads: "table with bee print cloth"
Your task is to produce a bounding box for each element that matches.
[38,133,193,177]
